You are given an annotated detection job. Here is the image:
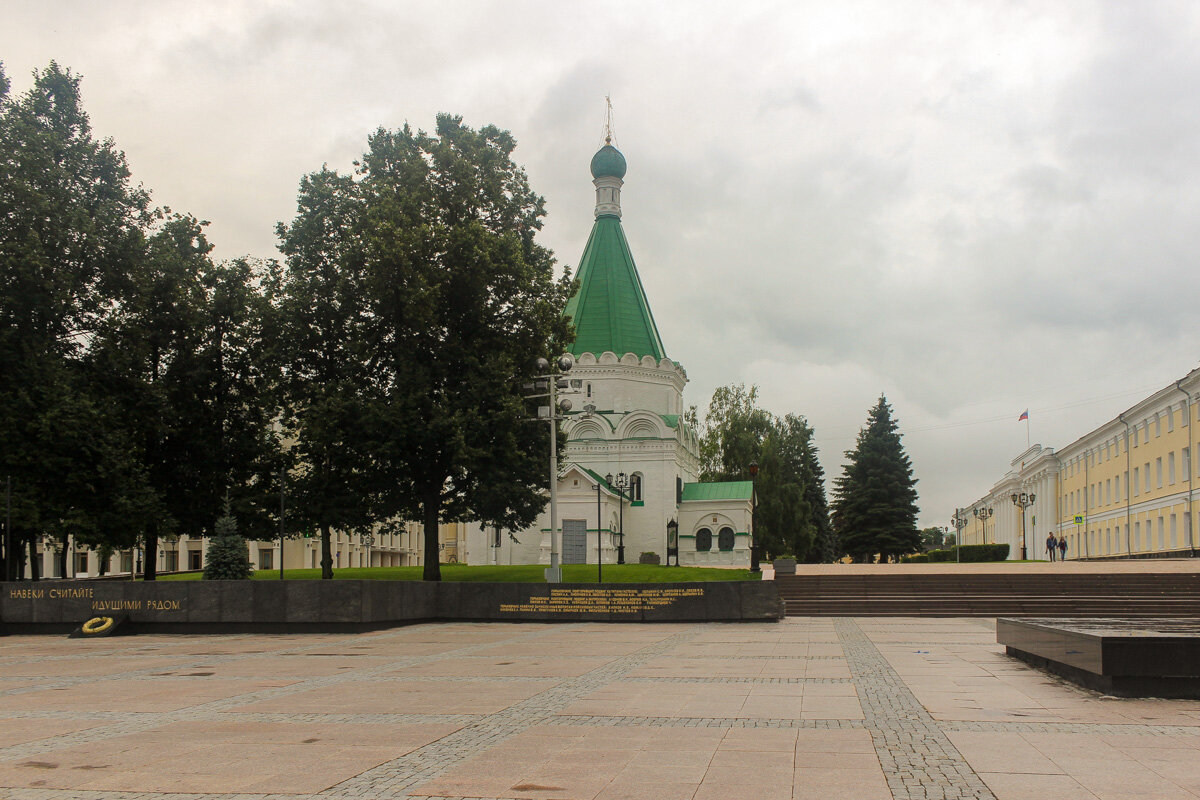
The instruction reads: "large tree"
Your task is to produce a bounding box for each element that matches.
[0,62,152,579]
[90,216,281,579]
[277,115,572,580]
[831,395,920,562]
[696,384,834,561]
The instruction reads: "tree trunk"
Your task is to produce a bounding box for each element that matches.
[143,524,159,582]
[57,533,68,579]
[320,522,333,580]
[422,494,441,582]
[27,536,40,581]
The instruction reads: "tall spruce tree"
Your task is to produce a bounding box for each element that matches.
[831,395,920,562]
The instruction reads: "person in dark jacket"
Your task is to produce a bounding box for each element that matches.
[1046,532,1058,561]
[1058,534,1068,562]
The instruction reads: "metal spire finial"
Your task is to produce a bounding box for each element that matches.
[603,95,615,146]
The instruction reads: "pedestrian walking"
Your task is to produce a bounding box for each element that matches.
[1058,534,1068,562]
[1045,532,1057,562]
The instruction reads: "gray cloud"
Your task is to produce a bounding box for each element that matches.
[5,0,1200,528]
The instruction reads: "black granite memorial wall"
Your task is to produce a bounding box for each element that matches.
[0,579,782,633]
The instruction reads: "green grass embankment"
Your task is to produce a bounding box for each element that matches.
[157,564,760,583]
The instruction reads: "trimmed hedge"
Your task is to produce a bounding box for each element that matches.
[958,543,1010,562]
[903,544,1011,563]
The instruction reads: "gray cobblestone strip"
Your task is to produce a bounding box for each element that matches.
[550,714,866,729]
[835,618,998,800]
[0,624,571,762]
[320,626,706,798]
[629,675,851,684]
[938,720,1200,736]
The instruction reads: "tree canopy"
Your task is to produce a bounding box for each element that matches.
[695,384,835,562]
[276,115,574,580]
[830,395,920,562]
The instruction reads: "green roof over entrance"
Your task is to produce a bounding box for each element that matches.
[681,481,754,502]
[565,215,667,360]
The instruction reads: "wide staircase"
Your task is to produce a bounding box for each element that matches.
[775,572,1200,617]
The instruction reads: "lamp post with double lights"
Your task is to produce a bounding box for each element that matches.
[523,354,580,583]
[973,506,993,545]
[1010,491,1035,561]
[951,509,970,564]
[606,472,628,564]
[748,460,760,572]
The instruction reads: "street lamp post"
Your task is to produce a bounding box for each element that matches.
[1010,492,1035,560]
[524,354,579,583]
[666,518,678,566]
[973,506,993,545]
[607,472,628,565]
[748,461,760,572]
[951,509,969,564]
[595,476,604,584]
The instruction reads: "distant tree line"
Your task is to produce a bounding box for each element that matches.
[0,62,571,581]
[690,385,836,562]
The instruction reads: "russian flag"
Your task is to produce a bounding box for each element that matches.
[1018,409,1029,421]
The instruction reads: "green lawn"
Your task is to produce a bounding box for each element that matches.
[158,564,761,583]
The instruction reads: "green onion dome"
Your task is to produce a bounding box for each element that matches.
[590,144,627,179]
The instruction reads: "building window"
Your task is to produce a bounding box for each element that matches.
[1105,479,1111,506]
[188,549,203,570]
[1170,514,1178,548]
[718,527,735,551]
[76,552,89,575]
[1135,521,1141,550]
[695,528,712,552]
[1116,474,1122,502]
[164,550,178,572]
[1156,457,1163,488]
[260,548,273,570]
[120,551,133,573]
[1145,463,1151,492]
[1133,428,1139,447]
[1168,408,1175,433]
[1169,452,1176,485]
[1158,517,1165,549]
[1155,415,1162,437]
[629,473,643,502]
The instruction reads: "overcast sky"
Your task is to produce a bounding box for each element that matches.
[6,1,1200,529]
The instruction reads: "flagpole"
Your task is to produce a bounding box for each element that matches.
[1026,417,1030,449]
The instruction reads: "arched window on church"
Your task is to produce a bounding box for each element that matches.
[629,473,643,502]
[695,528,712,551]
[718,527,735,551]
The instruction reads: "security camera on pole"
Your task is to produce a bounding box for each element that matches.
[525,354,579,583]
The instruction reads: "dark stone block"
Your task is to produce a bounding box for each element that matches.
[360,580,389,623]
[998,618,1200,698]
[297,580,362,623]
[251,582,287,623]
[207,581,254,623]
[738,583,784,620]
[703,581,741,621]
[436,582,464,620]
[187,582,224,623]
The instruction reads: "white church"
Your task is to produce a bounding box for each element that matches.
[465,140,754,568]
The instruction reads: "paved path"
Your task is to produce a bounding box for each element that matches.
[1,618,1198,799]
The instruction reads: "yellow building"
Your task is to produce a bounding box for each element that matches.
[961,368,1200,560]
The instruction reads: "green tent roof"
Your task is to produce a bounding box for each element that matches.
[681,481,754,502]
[564,215,667,360]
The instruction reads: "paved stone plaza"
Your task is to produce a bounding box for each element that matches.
[2,618,1200,800]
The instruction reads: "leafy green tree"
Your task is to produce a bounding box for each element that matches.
[0,62,152,579]
[697,385,833,562]
[831,395,920,562]
[277,116,573,581]
[202,502,253,580]
[919,526,946,551]
[89,216,281,580]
